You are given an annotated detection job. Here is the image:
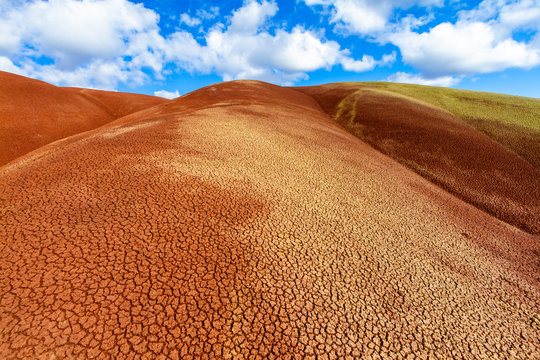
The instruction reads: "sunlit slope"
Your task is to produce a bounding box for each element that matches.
[297,83,540,234]
[366,82,540,168]
[1,81,538,359]
[0,71,168,166]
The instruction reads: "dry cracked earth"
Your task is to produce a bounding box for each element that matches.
[0,73,539,359]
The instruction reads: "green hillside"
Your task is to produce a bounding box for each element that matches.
[353,82,540,168]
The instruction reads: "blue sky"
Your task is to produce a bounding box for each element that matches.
[1,0,539,98]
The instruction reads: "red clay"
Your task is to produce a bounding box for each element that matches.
[297,84,540,234]
[0,71,168,166]
[0,80,539,359]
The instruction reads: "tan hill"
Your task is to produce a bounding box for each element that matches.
[296,83,540,234]
[0,80,538,359]
[0,71,168,166]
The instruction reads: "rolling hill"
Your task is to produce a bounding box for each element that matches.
[0,78,538,359]
[0,71,168,167]
[296,82,540,234]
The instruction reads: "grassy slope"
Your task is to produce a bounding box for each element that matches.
[358,82,540,168]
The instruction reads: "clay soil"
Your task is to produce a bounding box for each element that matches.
[0,71,168,166]
[0,78,539,359]
[297,83,540,234]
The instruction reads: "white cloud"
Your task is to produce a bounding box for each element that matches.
[162,0,378,84]
[0,0,164,88]
[305,0,540,80]
[389,0,540,77]
[381,51,397,65]
[154,89,180,99]
[0,17,21,55]
[329,0,392,35]
[387,72,460,87]
[179,6,220,27]
[341,56,377,72]
[182,24,343,84]
[25,58,145,90]
[0,0,158,67]
[1,55,143,90]
[341,52,394,72]
[497,0,540,32]
[180,13,201,27]
[196,7,220,20]
[460,0,540,32]
[255,27,342,72]
[0,56,23,74]
[0,0,386,88]
[303,0,443,36]
[228,0,277,34]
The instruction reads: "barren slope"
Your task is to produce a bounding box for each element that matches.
[0,71,168,166]
[297,83,540,234]
[1,81,538,359]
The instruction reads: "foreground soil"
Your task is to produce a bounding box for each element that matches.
[0,71,168,166]
[0,80,539,359]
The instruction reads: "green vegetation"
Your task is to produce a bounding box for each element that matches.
[361,82,540,130]
[337,82,540,167]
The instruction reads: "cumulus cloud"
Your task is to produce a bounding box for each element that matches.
[0,0,380,88]
[154,89,180,99]
[304,0,540,82]
[228,0,277,34]
[180,13,201,27]
[387,72,460,87]
[0,56,23,74]
[390,21,540,77]
[198,25,343,83]
[162,0,379,84]
[0,0,158,67]
[0,0,163,88]
[389,0,540,77]
[341,51,394,72]
[163,25,342,84]
[303,0,443,36]
[460,0,540,33]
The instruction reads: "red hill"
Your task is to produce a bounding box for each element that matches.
[0,79,538,359]
[0,71,168,166]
